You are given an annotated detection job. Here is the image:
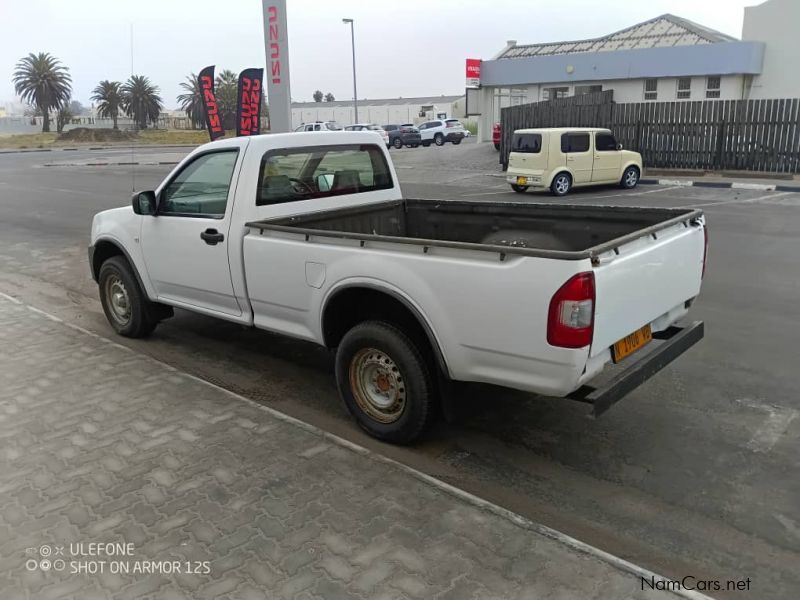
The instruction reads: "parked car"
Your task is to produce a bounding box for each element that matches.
[294,121,342,132]
[345,123,390,147]
[418,119,465,146]
[382,124,421,149]
[89,131,706,443]
[492,122,502,150]
[507,127,642,196]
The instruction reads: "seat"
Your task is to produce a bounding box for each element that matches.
[259,175,295,205]
[331,170,361,194]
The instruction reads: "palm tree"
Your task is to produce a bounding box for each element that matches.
[12,52,72,132]
[91,81,123,129]
[176,74,205,130]
[121,75,163,129]
[215,69,238,130]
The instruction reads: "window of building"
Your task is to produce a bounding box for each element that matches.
[677,78,691,100]
[595,132,618,152]
[575,85,602,96]
[706,76,721,99]
[561,133,590,153]
[511,133,542,153]
[257,144,393,206]
[542,87,569,101]
[644,79,658,101]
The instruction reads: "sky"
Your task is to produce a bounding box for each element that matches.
[0,0,758,110]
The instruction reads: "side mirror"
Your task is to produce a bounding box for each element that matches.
[132,190,157,215]
[316,173,334,192]
[616,143,623,151]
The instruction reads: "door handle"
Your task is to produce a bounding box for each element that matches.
[200,228,224,245]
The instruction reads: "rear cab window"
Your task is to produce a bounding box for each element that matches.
[561,132,590,153]
[257,144,394,206]
[511,133,542,153]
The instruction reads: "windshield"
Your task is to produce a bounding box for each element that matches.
[325,122,342,131]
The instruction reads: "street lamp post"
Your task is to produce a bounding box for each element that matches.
[342,18,358,123]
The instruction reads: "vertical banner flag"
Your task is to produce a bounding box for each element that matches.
[236,69,264,136]
[262,0,292,132]
[198,65,224,141]
[466,58,481,88]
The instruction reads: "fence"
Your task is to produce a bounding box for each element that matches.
[500,91,800,174]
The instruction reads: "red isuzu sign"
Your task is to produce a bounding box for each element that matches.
[466,58,481,87]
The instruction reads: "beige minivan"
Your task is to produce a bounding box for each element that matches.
[506,127,642,196]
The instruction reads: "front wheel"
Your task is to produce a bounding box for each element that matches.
[98,256,158,337]
[621,166,640,189]
[494,143,500,150]
[511,184,528,193]
[335,321,436,444]
[434,133,444,146]
[393,137,403,149]
[550,172,572,196]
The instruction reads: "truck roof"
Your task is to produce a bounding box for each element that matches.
[193,130,387,153]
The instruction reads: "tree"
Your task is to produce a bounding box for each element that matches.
[12,52,72,132]
[69,100,85,115]
[121,75,163,129]
[324,92,335,102]
[176,74,205,130]
[215,69,238,130]
[313,90,323,103]
[56,101,73,133]
[91,80,123,129]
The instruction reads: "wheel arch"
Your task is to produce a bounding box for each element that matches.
[321,284,451,378]
[546,168,574,188]
[620,161,641,179]
[91,238,148,294]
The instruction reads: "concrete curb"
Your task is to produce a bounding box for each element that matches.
[640,178,800,192]
[0,289,717,600]
[42,161,180,167]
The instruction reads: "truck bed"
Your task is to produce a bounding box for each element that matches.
[246,199,702,260]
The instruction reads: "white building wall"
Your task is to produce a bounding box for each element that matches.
[743,0,800,99]
[292,101,461,129]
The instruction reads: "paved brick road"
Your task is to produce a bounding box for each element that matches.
[0,296,672,599]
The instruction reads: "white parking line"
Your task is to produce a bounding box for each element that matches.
[688,191,794,208]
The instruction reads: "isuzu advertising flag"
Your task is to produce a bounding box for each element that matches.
[198,65,225,141]
[466,58,481,88]
[236,68,264,136]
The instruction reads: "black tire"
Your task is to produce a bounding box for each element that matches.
[452,138,462,145]
[620,165,640,189]
[335,321,435,444]
[422,141,431,147]
[494,143,500,151]
[411,144,419,148]
[434,133,444,146]
[511,184,528,193]
[550,172,572,196]
[98,256,158,338]
[393,137,403,149]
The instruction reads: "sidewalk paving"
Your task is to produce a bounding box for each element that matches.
[0,296,678,600]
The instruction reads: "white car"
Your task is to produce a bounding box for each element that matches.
[418,119,466,146]
[345,123,390,147]
[294,121,342,132]
[89,131,706,443]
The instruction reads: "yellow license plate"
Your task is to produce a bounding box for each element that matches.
[516,176,528,185]
[612,325,652,363]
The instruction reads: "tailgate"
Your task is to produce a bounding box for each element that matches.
[590,218,705,358]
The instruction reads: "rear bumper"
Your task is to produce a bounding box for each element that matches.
[567,320,704,417]
[445,132,465,142]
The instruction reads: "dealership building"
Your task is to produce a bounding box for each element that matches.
[473,0,800,143]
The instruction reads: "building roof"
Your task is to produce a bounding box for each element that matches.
[498,14,738,59]
[292,95,464,109]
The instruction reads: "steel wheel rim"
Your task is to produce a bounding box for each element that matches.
[626,169,638,187]
[556,176,569,194]
[435,135,443,145]
[349,347,406,423]
[104,275,131,326]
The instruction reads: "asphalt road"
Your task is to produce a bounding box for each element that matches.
[1,142,799,599]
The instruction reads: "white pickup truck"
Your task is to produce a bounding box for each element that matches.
[89,131,707,443]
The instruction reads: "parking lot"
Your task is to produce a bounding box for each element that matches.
[1,141,799,599]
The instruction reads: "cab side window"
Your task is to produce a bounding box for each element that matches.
[596,133,618,152]
[561,133,590,153]
[160,150,238,218]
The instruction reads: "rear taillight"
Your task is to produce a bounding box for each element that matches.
[702,225,709,279]
[547,272,595,348]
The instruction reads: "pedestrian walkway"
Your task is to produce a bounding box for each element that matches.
[0,295,677,599]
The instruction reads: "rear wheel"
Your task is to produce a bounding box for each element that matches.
[422,141,431,147]
[621,166,640,189]
[98,256,158,338]
[434,133,444,146]
[511,184,528,193]
[335,321,435,444]
[550,172,572,196]
[494,143,500,150]
[393,137,403,149]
